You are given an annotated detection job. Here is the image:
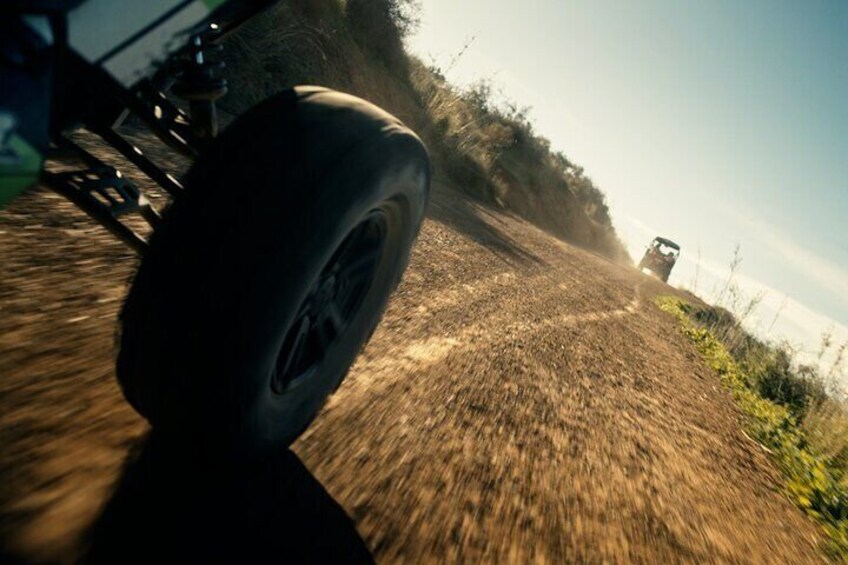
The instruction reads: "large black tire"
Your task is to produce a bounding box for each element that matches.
[117,87,430,454]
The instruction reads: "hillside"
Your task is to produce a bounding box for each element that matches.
[220,0,631,264]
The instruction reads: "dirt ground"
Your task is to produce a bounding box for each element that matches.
[0,137,827,563]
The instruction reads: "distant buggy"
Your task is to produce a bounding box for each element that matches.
[638,237,680,283]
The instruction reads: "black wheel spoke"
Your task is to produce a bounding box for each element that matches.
[277,316,310,385]
[314,315,337,356]
[338,248,382,286]
[335,278,354,312]
[325,302,345,335]
[330,222,368,271]
[273,211,388,393]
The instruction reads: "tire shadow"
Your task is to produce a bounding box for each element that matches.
[82,433,373,564]
[427,185,548,269]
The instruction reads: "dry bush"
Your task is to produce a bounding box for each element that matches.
[693,301,832,417]
[219,0,630,262]
[345,0,418,73]
[409,62,630,263]
[663,297,848,559]
[408,66,513,200]
[803,399,848,487]
[690,277,848,491]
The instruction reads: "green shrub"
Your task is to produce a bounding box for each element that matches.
[657,296,848,561]
[687,303,828,418]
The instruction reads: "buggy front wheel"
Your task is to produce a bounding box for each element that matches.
[116,87,430,454]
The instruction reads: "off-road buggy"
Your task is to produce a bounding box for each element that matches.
[0,1,430,454]
[637,236,680,283]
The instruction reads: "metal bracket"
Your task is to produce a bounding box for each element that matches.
[37,30,231,252]
[123,80,201,159]
[90,125,184,197]
[42,137,160,254]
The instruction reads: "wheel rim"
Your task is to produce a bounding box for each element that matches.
[271,209,389,394]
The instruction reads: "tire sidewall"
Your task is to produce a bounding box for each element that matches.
[244,143,427,451]
[118,88,430,453]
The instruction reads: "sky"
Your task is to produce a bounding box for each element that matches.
[408,0,848,383]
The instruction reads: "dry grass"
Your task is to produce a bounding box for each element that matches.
[694,254,848,534]
[804,399,848,491]
[218,0,631,264]
[659,296,848,560]
[666,246,848,559]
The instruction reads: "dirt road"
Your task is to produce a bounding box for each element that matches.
[0,155,826,562]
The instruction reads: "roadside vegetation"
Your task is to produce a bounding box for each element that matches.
[657,296,848,560]
[220,0,630,263]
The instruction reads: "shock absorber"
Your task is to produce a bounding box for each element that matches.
[171,33,227,140]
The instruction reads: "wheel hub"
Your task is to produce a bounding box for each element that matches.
[312,276,337,313]
[272,211,387,394]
